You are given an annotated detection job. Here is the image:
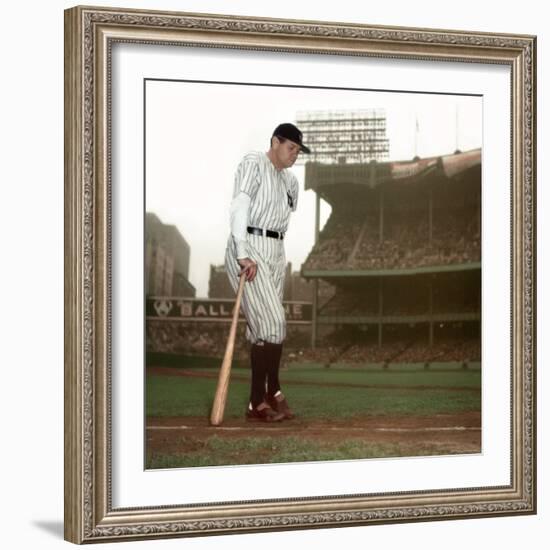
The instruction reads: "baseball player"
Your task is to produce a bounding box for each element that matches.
[225,123,311,422]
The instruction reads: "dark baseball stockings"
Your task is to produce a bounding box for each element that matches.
[249,341,283,406]
[264,342,283,397]
[250,342,268,407]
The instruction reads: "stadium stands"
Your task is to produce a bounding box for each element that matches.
[304,206,480,271]
[300,148,482,364]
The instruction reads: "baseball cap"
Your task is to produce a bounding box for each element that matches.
[272,123,311,154]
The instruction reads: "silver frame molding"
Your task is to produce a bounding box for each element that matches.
[64,5,536,544]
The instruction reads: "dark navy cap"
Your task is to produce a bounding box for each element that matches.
[272,123,311,154]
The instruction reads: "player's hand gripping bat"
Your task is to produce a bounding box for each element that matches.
[210,271,246,426]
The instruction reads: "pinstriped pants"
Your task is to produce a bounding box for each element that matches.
[225,234,286,345]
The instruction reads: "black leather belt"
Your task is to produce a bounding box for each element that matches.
[247,226,284,240]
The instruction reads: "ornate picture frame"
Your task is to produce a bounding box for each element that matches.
[64,5,536,543]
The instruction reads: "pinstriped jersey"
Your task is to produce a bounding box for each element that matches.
[232,151,299,234]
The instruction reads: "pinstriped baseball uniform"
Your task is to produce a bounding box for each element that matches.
[225,151,299,345]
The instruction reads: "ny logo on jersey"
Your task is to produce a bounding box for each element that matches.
[287,191,294,209]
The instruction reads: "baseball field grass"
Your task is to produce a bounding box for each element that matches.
[148,436,413,469]
[145,361,481,469]
[146,369,480,418]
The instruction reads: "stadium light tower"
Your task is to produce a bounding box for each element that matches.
[295,109,390,164]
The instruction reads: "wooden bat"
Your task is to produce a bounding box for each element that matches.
[210,272,246,426]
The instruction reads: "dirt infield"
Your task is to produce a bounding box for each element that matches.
[146,411,481,461]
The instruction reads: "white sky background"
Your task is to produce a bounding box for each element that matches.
[145,81,482,297]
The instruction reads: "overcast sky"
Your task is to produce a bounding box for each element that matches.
[145,80,482,297]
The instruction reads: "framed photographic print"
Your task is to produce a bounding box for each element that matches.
[64,5,536,543]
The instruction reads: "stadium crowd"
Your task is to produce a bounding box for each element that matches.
[292,337,481,364]
[146,321,250,360]
[146,321,481,365]
[318,278,479,317]
[303,207,480,271]
[304,209,362,268]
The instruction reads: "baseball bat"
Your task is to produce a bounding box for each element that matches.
[210,271,246,426]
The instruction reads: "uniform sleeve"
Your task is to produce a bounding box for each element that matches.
[235,158,260,199]
[290,174,299,212]
[229,191,251,259]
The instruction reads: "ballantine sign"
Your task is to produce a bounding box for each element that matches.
[146,297,312,323]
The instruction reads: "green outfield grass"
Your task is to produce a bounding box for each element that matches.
[281,369,480,388]
[164,364,481,388]
[147,355,480,373]
[146,365,481,419]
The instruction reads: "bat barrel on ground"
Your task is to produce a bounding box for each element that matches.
[210,272,246,426]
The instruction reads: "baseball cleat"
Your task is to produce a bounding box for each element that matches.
[265,392,294,420]
[245,401,285,422]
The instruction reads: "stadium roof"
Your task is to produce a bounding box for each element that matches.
[304,148,481,192]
